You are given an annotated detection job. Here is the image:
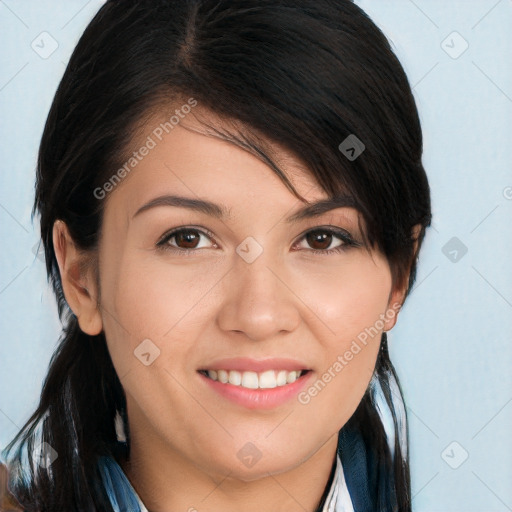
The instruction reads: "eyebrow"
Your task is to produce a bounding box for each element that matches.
[132,194,358,222]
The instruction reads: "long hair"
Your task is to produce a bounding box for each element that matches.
[2,1,431,510]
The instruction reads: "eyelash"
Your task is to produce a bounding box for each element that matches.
[156,226,361,256]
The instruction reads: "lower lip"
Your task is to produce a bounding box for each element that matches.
[198,371,312,410]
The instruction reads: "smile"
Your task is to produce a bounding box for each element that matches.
[199,369,309,389]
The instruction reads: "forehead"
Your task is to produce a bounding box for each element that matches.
[103,104,331,214]
[98,103,367,242]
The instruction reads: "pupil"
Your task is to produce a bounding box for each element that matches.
[307,231,331,250]
[177,231,199,249]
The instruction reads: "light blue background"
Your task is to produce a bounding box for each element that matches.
[1,1,511,511]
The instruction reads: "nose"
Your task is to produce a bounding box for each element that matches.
[216,248,301,342]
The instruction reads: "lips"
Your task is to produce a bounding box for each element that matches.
[198,362,313,410]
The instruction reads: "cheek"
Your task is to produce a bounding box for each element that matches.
[100,251,223,374]
[293,252,392,341]
[294,255,391,421]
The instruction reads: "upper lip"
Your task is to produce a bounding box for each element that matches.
[199,357,311,373]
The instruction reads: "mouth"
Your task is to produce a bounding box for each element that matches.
[196,357,313,409]
[197,368,311,390]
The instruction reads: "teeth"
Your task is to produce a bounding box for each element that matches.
[217,369,229,383]
[241,371,259,389]
[206,369,304,389]
[228,370,241,386]
[276,370,287,386]
[287,371,298,384]
[259,370,276,389]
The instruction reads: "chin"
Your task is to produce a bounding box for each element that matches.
[205,444,307,482]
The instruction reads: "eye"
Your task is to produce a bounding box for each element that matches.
[293,227,360,255]
[156,225,360,256]
[156,227,217,253]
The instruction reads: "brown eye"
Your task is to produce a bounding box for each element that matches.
[174,230,201,249]
[294,227,358,255]
[157,227,217,253]
[305,230,335,251]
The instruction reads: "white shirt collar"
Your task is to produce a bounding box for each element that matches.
[323,453,355,512]
[133,453,354,512]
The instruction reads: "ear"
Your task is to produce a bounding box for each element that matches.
[383,223,423,332]
[52,220,103,335]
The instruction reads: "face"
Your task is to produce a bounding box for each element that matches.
[80,105,404,481]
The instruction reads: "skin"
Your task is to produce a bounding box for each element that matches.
[53,105,419,512]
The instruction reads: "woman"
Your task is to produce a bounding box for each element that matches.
[1,0,431,510]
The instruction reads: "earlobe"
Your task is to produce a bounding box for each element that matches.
[383,293,403,332]
[52,220,103,336]
[384,223,423,332]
